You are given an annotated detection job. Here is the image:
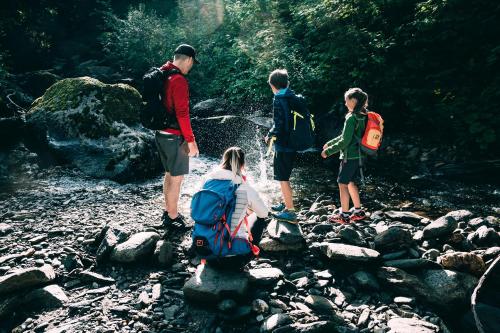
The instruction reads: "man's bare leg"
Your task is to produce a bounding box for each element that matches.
[163,172,170,211]
[167,175,184,219]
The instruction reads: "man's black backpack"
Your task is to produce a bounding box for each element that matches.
[278,97,315,151]
[141,67,180,130]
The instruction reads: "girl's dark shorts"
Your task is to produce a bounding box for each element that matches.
[155,131,189,176]
[337,159,362,184]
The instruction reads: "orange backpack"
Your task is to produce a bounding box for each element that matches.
[360,111,384,155]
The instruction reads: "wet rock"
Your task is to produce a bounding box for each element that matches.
[248,267,284,286]
[153,240,174,267]
[338,226,366,247]
[79,271,115,285]
[267,219,304,244]
[374,227,413,252]
[0,264,55,295]
[96,225,129,262]
[183,264,248,303]
[445,210,473,222]
[422,216,457,239]
[304,295,343,322]
[349,271,380,290]
[260,313,292,332]
[422,249,440,261]
[383,259,440,270]
[259,237,304,252]
[0,223,13,236]
[293,321,339,333]
[312,242,380,263]
[384,211,424,224]
[468,217,487,229]
[438,252,486,276]
[26,77,159,182]
[387,317,439,333]
[252,299,269,314]
[467,225,500,247]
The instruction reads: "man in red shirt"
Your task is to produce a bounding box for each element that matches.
[155,44,200,229]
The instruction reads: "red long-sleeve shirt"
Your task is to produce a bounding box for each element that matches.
[159,62,195,143]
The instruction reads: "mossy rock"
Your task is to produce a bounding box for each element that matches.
[27,76,141,139]
[24,77,160,182]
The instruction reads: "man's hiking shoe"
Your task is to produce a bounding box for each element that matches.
[329,212,351,224]
[158,212,188,230]
[350,208,367,221]
[272,209,297,223]
[271,202,286,212]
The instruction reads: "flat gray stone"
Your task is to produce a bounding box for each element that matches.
[384,211,424,224]
[312,242,380,263]
[79,271,115,285]
[267,219,304,244]
[259,237,304,252]
[374,227,413,252]
[248,267,283,286]
[183,264,248,303]
[445,210,473,222]
[0,264,55,296]
[0,284,68,317]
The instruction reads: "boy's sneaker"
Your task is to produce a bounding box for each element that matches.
[272,209,297,224]
[350,208,367,221]
[271,202,286,212]
[329,212,351,224]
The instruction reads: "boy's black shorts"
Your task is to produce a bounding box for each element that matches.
[337,159,362,184]
[274,151,297,181]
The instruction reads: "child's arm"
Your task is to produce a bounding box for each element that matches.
[267,99,285,139]
[323,115,356,157]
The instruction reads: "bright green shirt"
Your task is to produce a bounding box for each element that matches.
[324,112,366,160]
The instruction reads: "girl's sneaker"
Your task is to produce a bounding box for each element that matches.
[272,209,297,224]
[328,212,351,224]
[271,202,286,212]
[350,208,367,221]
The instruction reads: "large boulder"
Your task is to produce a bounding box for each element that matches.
[110,232,160,263]
[183,264,248,303]
[0,284,67,318]
[191,98,226,117]
[0,265,55,296]
[25,77,159,182]
[467,225,500,248]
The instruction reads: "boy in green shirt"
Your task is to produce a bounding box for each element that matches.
[321,88,368,224]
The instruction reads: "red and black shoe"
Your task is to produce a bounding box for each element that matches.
[328,212,351,224]
[350,208,367,222]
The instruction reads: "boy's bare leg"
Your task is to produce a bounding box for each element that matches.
[280,181,294,210]
[167,175,184,219]
[348,182,361,208]
[338,183,350,212]
[163,172,170,211]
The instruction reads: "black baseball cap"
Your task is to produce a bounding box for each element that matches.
[174,44,200,64]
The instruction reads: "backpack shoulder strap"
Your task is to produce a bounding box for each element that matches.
[276,97,290,132]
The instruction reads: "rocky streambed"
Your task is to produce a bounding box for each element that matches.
[0,153,499,333]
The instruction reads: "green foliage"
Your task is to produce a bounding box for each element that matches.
[1,0,498,154]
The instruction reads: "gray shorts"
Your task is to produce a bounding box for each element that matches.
[155,131,189,176]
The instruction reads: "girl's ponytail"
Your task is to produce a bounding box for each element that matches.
[221,147,245,179]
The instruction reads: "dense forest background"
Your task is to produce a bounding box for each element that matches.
[1,0,499,157]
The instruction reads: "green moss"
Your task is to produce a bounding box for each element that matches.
[27,76,142,139]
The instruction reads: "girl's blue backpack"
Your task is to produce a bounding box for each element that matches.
[190,179,253,260]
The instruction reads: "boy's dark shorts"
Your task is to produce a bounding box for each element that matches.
[337,159,362,184]
[155,131,189,176]
[274,151,296,181]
